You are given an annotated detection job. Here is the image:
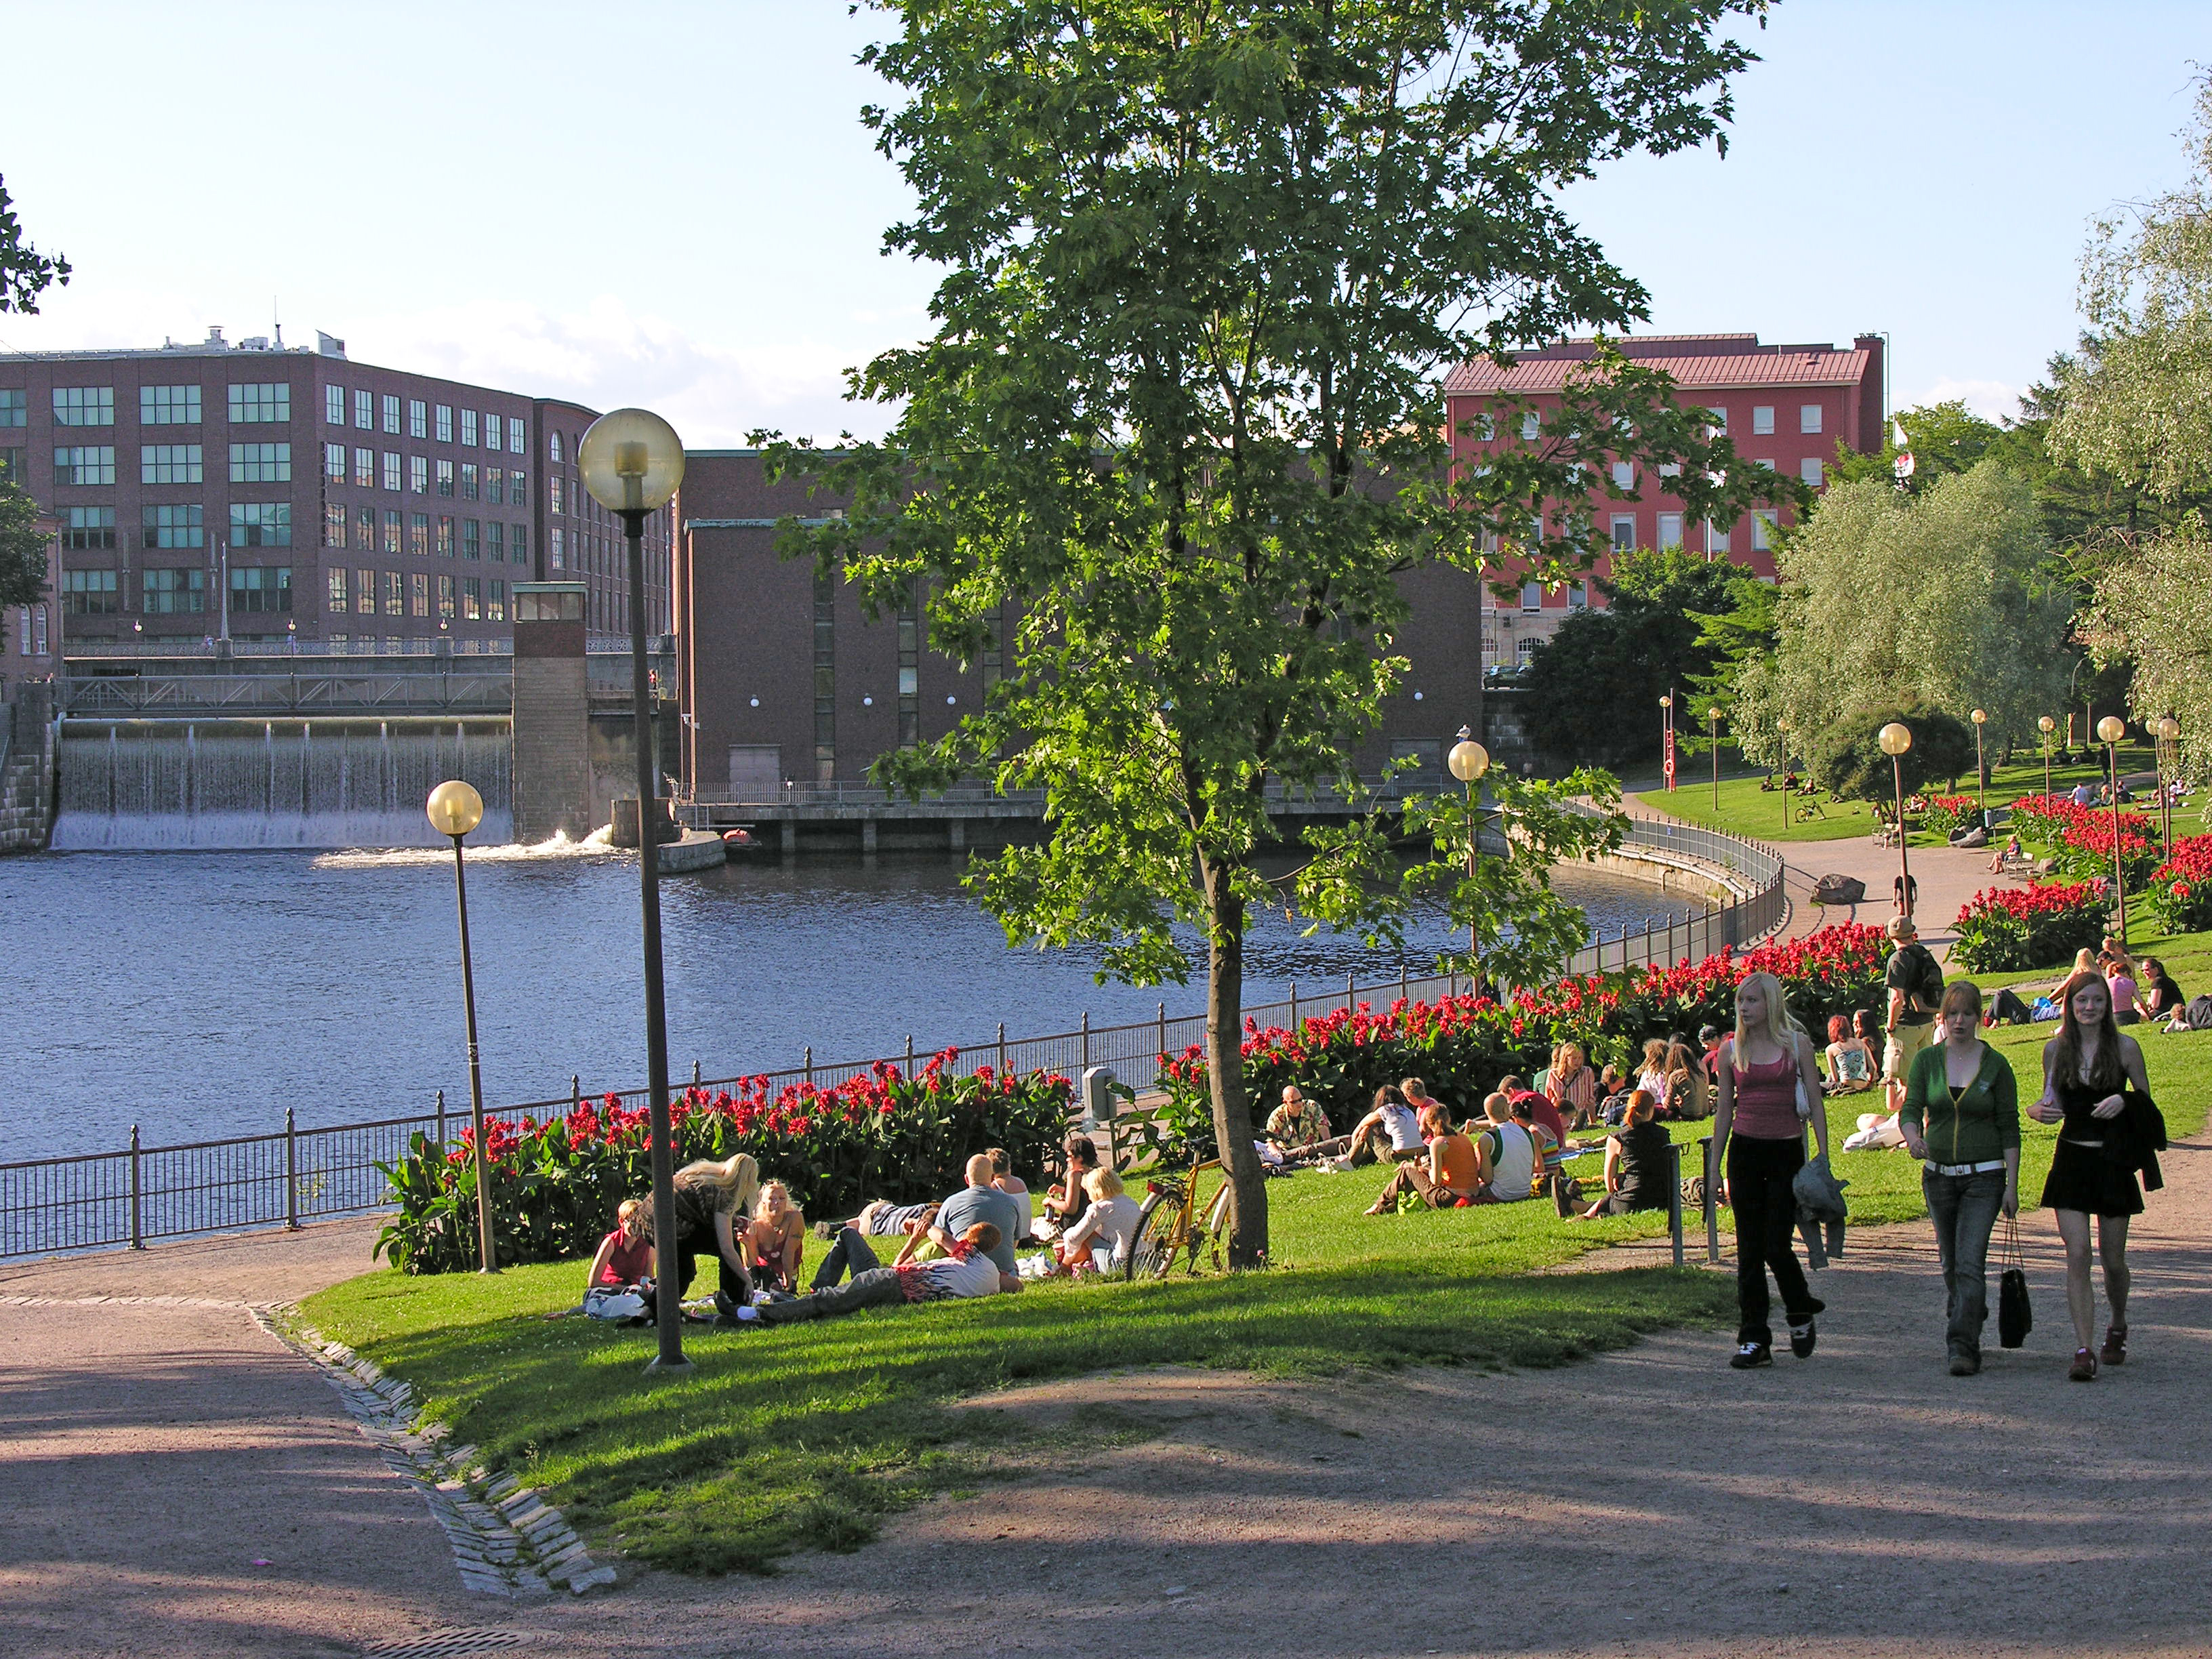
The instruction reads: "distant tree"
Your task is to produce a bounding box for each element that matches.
[1808,700,1975,803]
[0,173,69,315]
[0,483,47,609]
[2084,524,2212,790]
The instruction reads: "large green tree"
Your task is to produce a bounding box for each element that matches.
[0,172,68,608]
[771,0,1784,1265]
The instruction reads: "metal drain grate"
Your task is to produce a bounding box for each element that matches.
[362,1632,531,1658]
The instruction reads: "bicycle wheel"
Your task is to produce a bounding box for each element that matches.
[1126,1182,1186,1281]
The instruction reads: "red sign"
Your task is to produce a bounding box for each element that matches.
[1664,728,1677,788]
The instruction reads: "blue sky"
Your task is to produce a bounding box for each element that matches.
[0,2,2203,445]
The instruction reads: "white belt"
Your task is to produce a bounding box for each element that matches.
[1925,1159,2006,1176]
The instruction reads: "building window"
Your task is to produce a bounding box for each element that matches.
[436,459,454,497]
[460,462,478,501]
[510,422,525,457]
[434,405,453,443]
[550,526,564,570]
[228,383,291,424]
[382,451,401,492]
[62,506,117,550]
[382,571,403,617]
[142,567,205,615]
[1800,404,1823,434]
[487,578,506,622]
[63,568,121,613]
[144,503,205,550]
[1519,581,1542,612]
[483,466,504,506]
[409,512,429,557]
[462,576,482,619]
[549,430,563,464]
[348,446,370,487]
[53,387,116,426]
[141,443,203,485]
[511,525,528,567]
[461,518,480,560]
[1751,511,1776,553]
[813,565,837,778]
[328,567,349,612]
[325,385,346,425]
[382,510,401,555]
[325,503,347,548]
[486,521,505,562]
[353,390,373,430]
[1568,581,1588,609]
[459,409,478,448]
[407,455,426,494]
[485,414,505,453]
[1519,412,1540,441]
[323,442,345,481]
[1800,457,1824,487]
[509,468,525,502]
[436,514,454,556]
[0,388,25,426]
[228,565,292,612]
[1610,514,1635,551]
[229,502,292,547]
[228,442,291,483]
[1752,405,1775,435]
[1610,461,1634,491]
[372,393,396,435]
[55,446,117,485]
[354,506,375,551]
[410,571,429,617]
[31,603,47,655]
[1706,407,1728,434]
[549,475,565,515]
[437,573,455,619]
[0,447,22,485]
[141,385,202,425]
[1658,512,1683,549]
[1706,519,1732,555]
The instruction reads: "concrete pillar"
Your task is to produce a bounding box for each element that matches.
[509,582,591,844]
[861,819,878,854]
[948,817,965,852]
[780,820,797,854]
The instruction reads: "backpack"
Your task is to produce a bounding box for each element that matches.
[1902,943,1945,1015]
[2188,995,2212,1032]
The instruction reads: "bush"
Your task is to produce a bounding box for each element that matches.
[1153,924,1886,1157]
[2144,833,2212,934]
[2005,793,2158,884]
[1809,703,1975,803]
[1949,880,2110,973]
[1917,794,1978,836]
[375,1054,1073,1274]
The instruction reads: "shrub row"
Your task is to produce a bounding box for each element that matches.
[1949,879,2109,973]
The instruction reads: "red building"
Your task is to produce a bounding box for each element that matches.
[1444,331,1884,665]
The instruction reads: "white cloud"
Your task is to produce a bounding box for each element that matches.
[1898,377,2024,422]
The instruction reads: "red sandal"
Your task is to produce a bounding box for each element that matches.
[2068,1347,2097,1382]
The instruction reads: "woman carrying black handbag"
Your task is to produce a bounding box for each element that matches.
[1898,980,2020,1376]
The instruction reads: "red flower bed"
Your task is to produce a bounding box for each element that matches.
[1951,879,2108,972]
[2006,793,2156,882]
[2146,833,2212,934]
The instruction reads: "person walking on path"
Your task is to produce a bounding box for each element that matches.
[1898,980,2020,1376]
[2030,971,2156,1382]
[1883,916,1944,1095]
[1713,970,1831,1369]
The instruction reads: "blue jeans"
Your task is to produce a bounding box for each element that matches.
[1925,1168,2006,1359]
[760,1266,909,1323]
[811,1225,884,1290]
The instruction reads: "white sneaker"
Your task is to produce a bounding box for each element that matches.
[1322,1156,1354,1174]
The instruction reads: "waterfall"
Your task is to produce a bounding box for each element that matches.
[52,718,514,850]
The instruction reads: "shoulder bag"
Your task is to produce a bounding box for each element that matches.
[1998,1212,2033,1349]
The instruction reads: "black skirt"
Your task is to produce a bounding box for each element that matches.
[2039,1137,2144,1218]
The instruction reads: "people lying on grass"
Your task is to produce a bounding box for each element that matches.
[743,1180,806,1293]
[811,1201,944,1290]
[1054,1167,1144,1271]
[1364,1104,1480,1214]
[1842,1105,1907,1152]
[1509,1093,1563,1185]
[1545,1042,1599,1131]
[2138,958,2186,1019]
[1264,1084,1334,1160]
[926,1153,1028,1274]
[1564,1090,1672,1219]
[985,1146,1034,1243]
[1823,1015,1877,1095]
[1635,1037,1673,1116]
[1467,1093,1538,1204]
[1039,1134,1102,1237]
[583,1197,655,1313]
[729,1222,1021,1327]
[643,1153,760,1317]
[1662,1040,1711,1120]
[1312,1084,1426,1166]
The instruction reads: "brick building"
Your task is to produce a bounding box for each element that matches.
[0,330,672,692]
[674,451,1486,798]
[1445,331,1884,663]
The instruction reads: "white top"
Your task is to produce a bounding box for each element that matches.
[1380,1102,1424,1151]
[1063,1193,1143,1267]
[920,1251,1004,1299]
[1481,1120,1536,1201]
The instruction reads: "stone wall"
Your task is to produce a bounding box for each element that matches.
[0,684,56,855]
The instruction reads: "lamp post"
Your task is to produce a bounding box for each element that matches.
[1707,703,1724,813]
[2038,714,2056,800]
[579,407,691,1376]
[426,779,496,1275]
[2098,714,2129,946]
[1879,722,1914,918]
[1970,708,1988,821]
[1659,693,1675,792]
[1776,715,1793,835]
[1448,726,1492,989]
[2155,714,2180,848]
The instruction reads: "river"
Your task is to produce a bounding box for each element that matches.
[0,846,1697,1162]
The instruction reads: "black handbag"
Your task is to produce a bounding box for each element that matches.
[1998,1213,2032,1349]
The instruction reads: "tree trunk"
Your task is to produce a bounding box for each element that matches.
[1202,857,1269,1268]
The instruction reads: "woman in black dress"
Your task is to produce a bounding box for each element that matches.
[2029,971,2152,1381]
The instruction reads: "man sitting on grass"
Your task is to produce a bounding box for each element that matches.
[1265,1084,1333,1160]
[1469,1093,1538,1204]
[930,1153,1027,1274]
[727,1222,1018,1326]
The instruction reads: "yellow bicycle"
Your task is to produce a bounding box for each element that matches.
[1126,1160,1232,1279]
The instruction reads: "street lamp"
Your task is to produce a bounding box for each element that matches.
[579,407,691,1377]
[2038,714,2056,799]
[2098,714,2129,946]
[1659,693,1675,792]
[426,779,496,1275]
[2155,714,2181,848]
[1449,726,1491,989]
[1970,708,1988,821]
[1879,722,1914,918]
[1776,715,1793,835]
[1707,703,1724,812]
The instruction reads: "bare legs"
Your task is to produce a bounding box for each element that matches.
[2054,1208,2131,1354]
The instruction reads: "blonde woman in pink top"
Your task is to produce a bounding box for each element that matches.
[1712,971,1832,1370]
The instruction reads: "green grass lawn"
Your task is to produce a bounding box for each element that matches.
[1629,740,2167,848]
[302,934,2211,1579]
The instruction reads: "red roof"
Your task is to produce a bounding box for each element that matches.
[1446,335,1870,396]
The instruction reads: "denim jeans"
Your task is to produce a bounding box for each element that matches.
[758,1265,909,1323]
[1924,1168,2006,1359]
[1727,1134,1816,1347]
[812,1224,885,1290]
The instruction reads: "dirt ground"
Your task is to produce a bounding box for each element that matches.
[5,1136,2211,1658]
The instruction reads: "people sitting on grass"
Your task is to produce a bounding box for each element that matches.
[1509,1076,1571,1154]
[1509,1092,1563,1187]
[1265,1084,1334,1161]
[1364,1103,1480,1213]
[1313,1083,1426,1166]
[1823,1015,1877,1095]
[583,1197,655,1317]
[2104,951,2142,1026]
[986,1147,1033,1244]
[1039,1134,1102,1238]
[729,1221,1019,1326]
[743,1179,806,1293]
[1561,1090,1671,1219]
[1635,1037,1673,1116]
[929,1153,1029,1273]
[644,1153,760,1317]
[1470,1092,1538,1204]
[1662,1040,1710,1120]
[2139,958,2186,1021]
[1545,1042,1599,1131]
[1054,1167,1143,1271]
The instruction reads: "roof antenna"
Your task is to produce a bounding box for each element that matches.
[273,295,283,350]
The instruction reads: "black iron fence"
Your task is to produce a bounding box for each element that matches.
[1,818,1785,1261]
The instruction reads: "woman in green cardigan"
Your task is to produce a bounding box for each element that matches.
[1898,979,2020,1376]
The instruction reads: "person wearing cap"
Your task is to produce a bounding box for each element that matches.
[1883,914,1944,1097]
